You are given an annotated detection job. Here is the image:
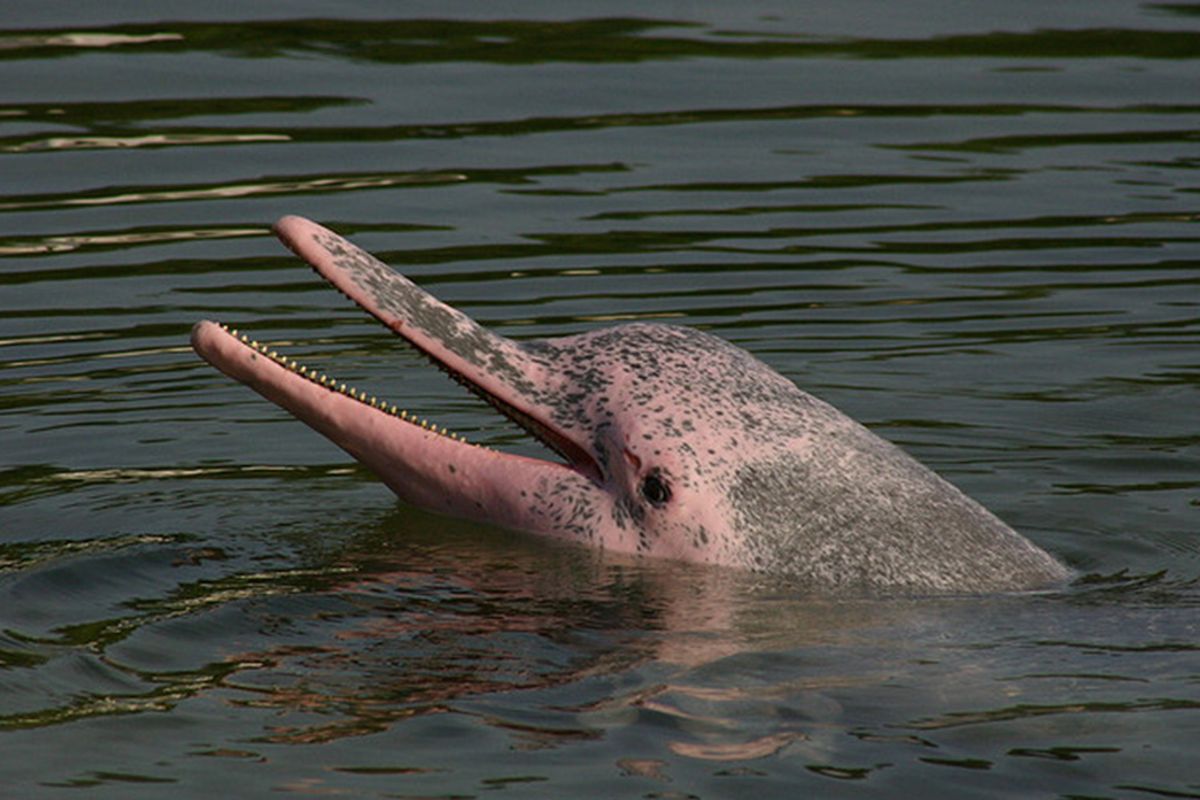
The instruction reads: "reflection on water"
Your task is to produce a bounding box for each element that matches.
[1,1,1198,797]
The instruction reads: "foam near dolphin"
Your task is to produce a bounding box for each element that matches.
[191,216,1069,594]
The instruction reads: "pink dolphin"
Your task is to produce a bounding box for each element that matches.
[191,216,1069,594]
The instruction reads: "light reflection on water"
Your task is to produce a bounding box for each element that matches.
[1,1,1198,797]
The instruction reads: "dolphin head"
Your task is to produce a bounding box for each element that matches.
[192,216,1069,594]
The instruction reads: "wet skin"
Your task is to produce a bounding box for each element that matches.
[191,217,1070,594]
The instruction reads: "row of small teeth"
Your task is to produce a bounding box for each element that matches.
[220,323,468,443]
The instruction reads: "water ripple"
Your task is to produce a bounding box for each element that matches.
[1,3,1198,796]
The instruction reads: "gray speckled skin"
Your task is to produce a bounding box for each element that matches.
[195,216,1070,595]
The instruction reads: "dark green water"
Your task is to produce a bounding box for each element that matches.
[2,2,1198,796]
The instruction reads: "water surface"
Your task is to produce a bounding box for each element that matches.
[1,2,1198,796]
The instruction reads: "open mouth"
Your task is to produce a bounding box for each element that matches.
[199,319,603,483]
[205,321,469,442]
[192,216,604,486]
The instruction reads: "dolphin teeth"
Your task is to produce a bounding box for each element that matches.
[219,327,469,441]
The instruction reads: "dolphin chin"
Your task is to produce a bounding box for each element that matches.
[192,216,1070,595]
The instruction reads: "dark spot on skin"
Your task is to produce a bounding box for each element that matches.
[318,232,546,397]
[289,227,1065,591]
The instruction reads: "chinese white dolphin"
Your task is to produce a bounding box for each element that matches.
[191,216,1069,594]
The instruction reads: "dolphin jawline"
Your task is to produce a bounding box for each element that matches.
[191,216,602,534]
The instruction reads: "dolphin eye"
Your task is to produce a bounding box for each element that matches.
[640,472,671,506]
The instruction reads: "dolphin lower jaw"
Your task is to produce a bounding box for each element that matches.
[190,319,605,537]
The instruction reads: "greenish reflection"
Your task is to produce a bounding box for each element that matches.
[0,164,623,214]
[7,101,1197,156]
[1,19,1198,63]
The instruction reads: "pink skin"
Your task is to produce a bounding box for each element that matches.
[192,217,1070,594]
[192,217,721,563]
[190,320,586,535]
